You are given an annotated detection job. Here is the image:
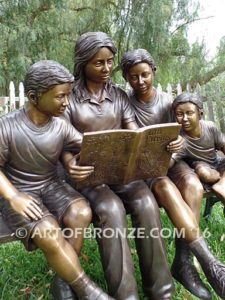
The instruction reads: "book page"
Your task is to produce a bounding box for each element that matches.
[77,130,136,188]
[76,123,181,189]
[125,123,181,182]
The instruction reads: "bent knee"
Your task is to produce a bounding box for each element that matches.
[95,197,126,221]
[153,177,175,193]
[63,200,92,226]
[182,174,204,195]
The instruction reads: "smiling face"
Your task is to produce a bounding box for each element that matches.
[127,62,154,100]
[84,47,114,85]
[175,102,201,136]
[35,83,72,117]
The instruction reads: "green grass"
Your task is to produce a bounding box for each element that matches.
[0,200,225,300]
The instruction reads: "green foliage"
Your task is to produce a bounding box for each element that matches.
[0,0,216,95]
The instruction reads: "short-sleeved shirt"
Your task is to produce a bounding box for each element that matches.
[63,84,135,132]
[128,89,174,127]
[0,107,82,190]
[172,120,225,166]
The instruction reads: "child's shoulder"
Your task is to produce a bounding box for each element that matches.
[0,108,23,125]
[201,120,217,129]
[157,89,172,103]
[53,116,77,133]
[54,115,73,127]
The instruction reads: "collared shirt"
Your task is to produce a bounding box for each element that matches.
[63,84,135,133]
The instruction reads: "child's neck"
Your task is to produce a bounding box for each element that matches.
[86,79,105,99]
[25,102,50,126]
[186,123,201,138]
[136,87,155,104]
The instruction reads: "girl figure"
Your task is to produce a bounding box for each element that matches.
[62,32,174,300]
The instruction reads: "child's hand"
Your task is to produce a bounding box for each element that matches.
[166,135,184,153]
[66,154,94,182]
[8,192,43,220]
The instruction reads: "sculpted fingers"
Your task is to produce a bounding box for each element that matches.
[28,197,43,214]
[69,166,94,178]
[167,135,184,153]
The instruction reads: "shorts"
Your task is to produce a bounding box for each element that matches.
[145,176,168,190]
[2,179,85,251]
[192,157,225,176]
[167,160,196,188]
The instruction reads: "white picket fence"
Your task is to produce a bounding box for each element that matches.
[0,81,27,115]
[0,81,201,115]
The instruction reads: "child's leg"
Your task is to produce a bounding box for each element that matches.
[33,216,112,299]
[62,199,91,255]
[211,172,225,204]
[33,216,82,281]
[152,175,210,299]
[43,180,92,255]
[169,160,203,223]
[152,177,200,241]
[194,161,221,184]
[152,177,225,299]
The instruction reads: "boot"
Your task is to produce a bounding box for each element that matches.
[171,238,211,300]
[50,275,77,300]
[189,237,225,299]
[70,272,115,300]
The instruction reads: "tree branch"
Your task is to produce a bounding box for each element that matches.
[171,16,214,35]
[27,3,52,26]
[181,63,225,90]
[69,6,92,12]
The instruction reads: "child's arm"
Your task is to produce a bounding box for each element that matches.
[168,157,176,169]
[0,170,43,220]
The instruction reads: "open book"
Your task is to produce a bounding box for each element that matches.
[77,123,181,188]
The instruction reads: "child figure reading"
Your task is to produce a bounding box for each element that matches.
[0,60,112,300]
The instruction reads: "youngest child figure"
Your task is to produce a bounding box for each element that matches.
[172,92,225,199]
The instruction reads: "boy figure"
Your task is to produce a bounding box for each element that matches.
[0,60,112,300]
[172,91,225,203]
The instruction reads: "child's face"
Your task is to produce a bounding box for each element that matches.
[37,83,72,117]
[84,47,114,84]
[175,102,201,134]
[127,62,154,97]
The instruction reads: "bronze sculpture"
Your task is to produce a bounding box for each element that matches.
[77,123,181,188]
[172,92,225,201]
[62,32,174,300]
[120,48,225,299]
[0,60,112,300]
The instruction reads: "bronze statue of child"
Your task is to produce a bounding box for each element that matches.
[0,60,113,300]
[121,49,225,299]
[172,91,225,201]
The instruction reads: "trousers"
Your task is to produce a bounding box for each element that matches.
[82,180,174,300]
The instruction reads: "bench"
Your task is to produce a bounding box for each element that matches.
[0,211,16,244]
[203,193,225,219]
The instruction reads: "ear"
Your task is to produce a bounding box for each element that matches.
[27,90,38,105]
[198,109,203,119]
